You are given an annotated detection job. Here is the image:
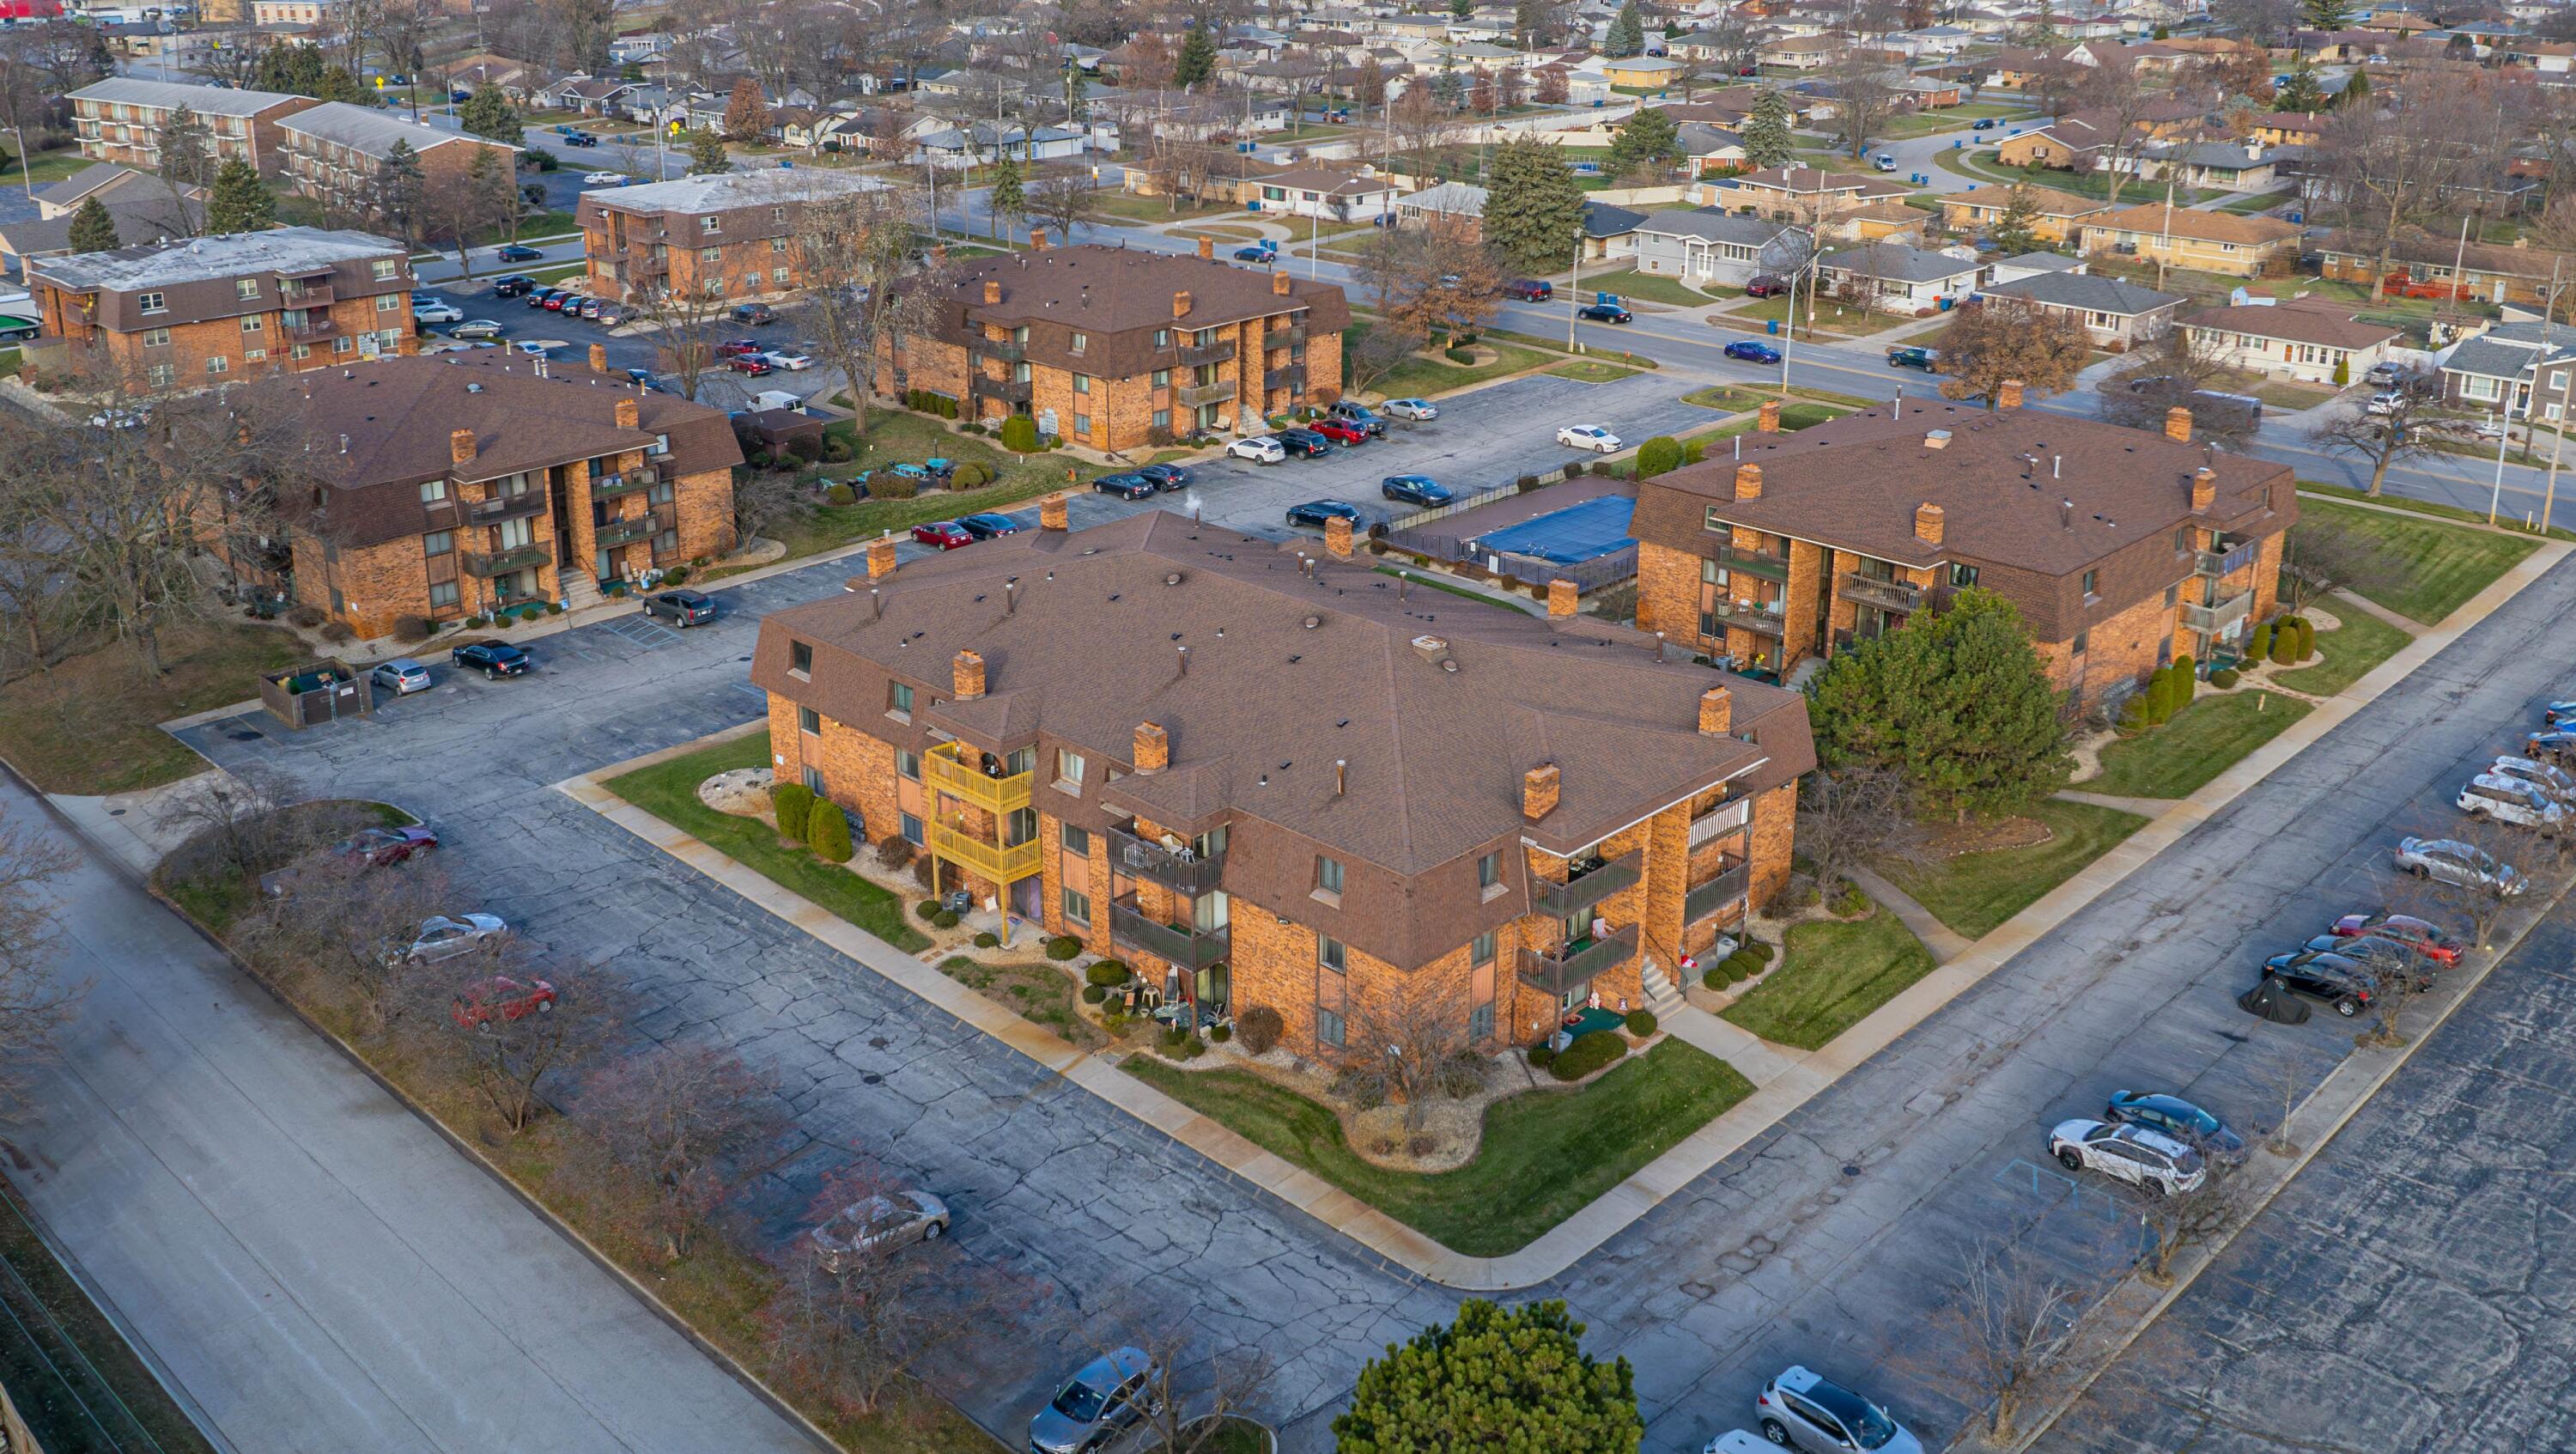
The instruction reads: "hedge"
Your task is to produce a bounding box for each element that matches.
[1084,960,1133,987]
[770,782,815,842]
[1527,1043,1558,1068]
[1625,1009,1658,1037]
[2211,667,2240,688]
[2247,621,2273,662]
[805,798,854,862]
[1044,935,1083,961]
[1550,1031,1628,1081]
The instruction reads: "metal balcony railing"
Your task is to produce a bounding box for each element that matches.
[975,374,1033,403]
[1265,364,1307,392]
[464,543,550,576]
[284,316,339,343]
[1532,849,1642,919]
[1108,824,1227,896]
[465,490,547,525]
[1109,897,1233,970]
[1714,544,1790,581]
[1689,794,1751,847]
[594,514,659,549]
[924,743,1033,814]
[1838,573,1923,614]
[1708,599,1786,636]
[2195,540,2259,577]
[1176,379,1235,406]
[929,822,1041,883]
[974,338,1026,362]
[592,466,658,498]
[279,283,335,307]
[2179,588,2254,635]
[1269,322,1308,346]
[1178,339,1236,368]
[1517,924,1638,997]
[1685,862,1751,922]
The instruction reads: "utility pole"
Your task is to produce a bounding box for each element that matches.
[1566,217,1584,349]
[2545,363,2571,533]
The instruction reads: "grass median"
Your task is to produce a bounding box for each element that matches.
[2272,604,2414,697]
[1722,906,1938,1050]
[2293,496,2541,625]
[1880,800,2150,940]
[2087,690,2312,800]
[0,624,306,795]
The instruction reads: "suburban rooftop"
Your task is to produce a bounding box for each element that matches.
[583,167,887,216]
[28,226,404,292]
[67,76,305,117]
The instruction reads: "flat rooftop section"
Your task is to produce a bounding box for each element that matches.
[27,226,404,292]
[67,76,305,117]
[583,167,886,215]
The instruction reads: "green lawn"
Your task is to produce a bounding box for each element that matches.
[2087,690,2312,800]
[1547,359,1642,383]
[939,956,1101,1049]
[2294,496,2541,625]
[773,409,1084,561]
[2297,481,2576,543]
[604,729,928,952]
[1722,907,1938,1051]
[0,624,306,795]
[1366,340,1550,399]
[1123,1039,1753,1256]
[1880,799,2149,940]
[1089,190,1245,224]
[2271,603,2413,697]
[1684,384,1778,412]
[1583,267,1735,307]
[5,147,98,186]
[2216,190,2294,215]
[1719,293,1873,338]
[1708,402,1847,439]
[0,1181,222,1454]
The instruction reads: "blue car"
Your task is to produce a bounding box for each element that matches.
[1137,462,1192,490]
[957,512,1022,538]
[1724,340,1783,364]
[1381,475,1451,507]
[1286,499,1362,527]
[451,641,532,678]
[1094,472,1157,500]
[2104,1091,2246,1162]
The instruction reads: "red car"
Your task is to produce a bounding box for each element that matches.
[333,824,439,867]
[714,338,764,357]
[1309,419,1370,446]
[452,975,556,1031]
[2330,912,2463,968]
[544,292,580,311]
[727,355,774,375]
[911,520,972,550]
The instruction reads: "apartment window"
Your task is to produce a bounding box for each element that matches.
[1315,855,1345,899]
[141,326,172,348]
[293,344,311,360]
[420,478,448,504]
[1153,328,1170,348]
[236,278,260,300]
[376,293,400,313]
[699,246,721,262]
[332,336,353,353]
[372,259,398,279]
[1072,412,1091,437]
[1070,330,1087,354]
[888,749,917,783]
[1151,368,1170,387]
[245,349,266,362]
[2071,629,2090,655]
[146,362,176,386]
[1949,563,1978,588]
[1072,373,1091,395]
[700,215,721,233]
[789,640,814,676]
[798,705,821,734]
[1477,851,1501,892]
[1704,507,1728,532]
[1473,930,1496,965]
[2173,526,2191,552]
[240,315,264,333]
[1060,885,1091,928]
[2081,569,2099,598]
[888,679,912,714]
[900,812,924,846]
[137,291,166,313]
[770,236,789,253]
[205,356,228,374]
[771,267,787,285]
[1151,408,1171,432]
[770,204,787,223]
[422,529,453,557]
[1054,747,1086,788]
[1061,822,1091,857]
[428,580,459,609]
[1469,1000,1494,1043]
[651,434,671,456]
[2163,583,2179,607]
[1318,934,1347,972]
[1317,1004,1346,1047]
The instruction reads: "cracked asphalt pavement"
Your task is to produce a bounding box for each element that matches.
[173,532,2576,1451]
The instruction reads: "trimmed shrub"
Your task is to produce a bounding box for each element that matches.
[1682,436,1710,465]
[806,798,854,862]
[1625,1009,1658,1037]
[747,449,774,470]
[1832,884,1869,917]
[1237,1004,1285,1056]
[877,837,914,869]
[1210,1022,1231,1043]
[2117,696,2150,735]
[2269,629,2297,666]
[2247,621,2273,661]
[932,909,960,928]
[999,415,1040,453]
[661,567,690,586]
[1743,939,1775,963]
[319,620,355,642]
[825,483,857,506]
[952,460,993,489]
[392,614,434,642]
[1084,960,1133,987]
[1445,345,1475,364]
[916,899,942,921]
[972,931,1000,948]
[1550,1031,1628,1081]
[1633,435,1683,479]
[1725,951,1760,983]
[464,614,489,628]
[1703,965,1729,991]
[2212,666,2241,688]
[2293,617,2316,660]
[872,471,916,500]
[822,437,854,461]
[288,604,325,628]
[770,782,815,841]
[938,395,958,419]
[1526,1043,1558,1068]
[1082,983,1108,1004]
[1044,935,1083,961]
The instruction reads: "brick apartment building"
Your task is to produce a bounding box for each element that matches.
[577,167,890,303]
[754,509,1813,1059]
[251,352,742,637]
[1631,392,2295,707]
[66,78,318,175]
[276,103,522,213]
[25,228,417,389]
[878,240,1350,448]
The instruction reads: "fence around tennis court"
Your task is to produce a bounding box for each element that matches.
[1375,468,1640,594]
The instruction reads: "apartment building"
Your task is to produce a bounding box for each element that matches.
[25,228,416,389]
[577,167,889,302]
[2075,204,2301,279]
[65,78,318,175]
[753,508,1814,1059]
[253,352,742,636]
[1631,392,2296,704]
[879,239,1351,448]
[276,103,521,212]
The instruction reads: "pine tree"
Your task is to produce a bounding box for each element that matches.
[1175,24,1218,87]
[1606,0,1645,58]
[2274,55,2328,113]
[1450,0,1472,16]
[987,153,1024,240]
[459,85,523,143]
[1988,184,2045,255]
[722,77,768,142]
[1334,1302,1642,1454]
[2021,0,2060,45]
[1607,104,1680,174]
[1741,89,1795,170]
[204,158,274,234]
[1482,134,1588,277]
[314,64,371,104]
[66,196,119,254]
[685,125,731,175]
[157,104,213,190]
[2335,64,2369,108]
[371,138,426,249]
[2302,0,2350,31]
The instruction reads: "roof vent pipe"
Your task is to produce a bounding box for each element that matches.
[1176,644,1189,676]
[1334,758,1346,796]
[870,586,882,619]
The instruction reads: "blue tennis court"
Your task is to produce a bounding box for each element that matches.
[1472,495,1636,564]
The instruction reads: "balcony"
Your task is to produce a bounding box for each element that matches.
[1517,924,1639,997]
[594,514,660,549]
[626,251,667,277]
[465,490,547,525]
[1269,322,1308,346]
[2179,588,2254,635]
[1265,364,1307,392]
[464,543,550,576]
[1178,339,1236,368]
[1685,861,1751,923]
[924,742,1033,815]
[974,337,1026,362]
[1108,824,1227,896]
[929,822,1042,884]
[284,316,339,344]
[1689,794,1751,847]
[1713,544,1790,582]
[974,374,1033,403]
[278,283,335,308]
[2195,539,2260,577]
[1708,599,1786,636]
[1533,849,1642,919]
[1176,379,1236,406]
[1109,897,1233,970]
[592,465,659,498]
[1838,573,1923,615]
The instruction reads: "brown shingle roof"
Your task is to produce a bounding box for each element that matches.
[1942,182,2109,218]
[2083,204,2301,247]
[2180,301,2401,350]
[911,244,1352,380]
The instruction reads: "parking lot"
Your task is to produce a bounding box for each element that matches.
[412,283,836,412]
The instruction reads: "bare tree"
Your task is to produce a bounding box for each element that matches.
[1910,1239,2098,1445]
[2276,516,2399,614]
[419,153,519,281]
[2067,62,2166,210]
[1935,296,2091,409]
[433,949,621,1134]
[1346,318,1429,396]
[2306,369,2445,498]
[1334,979,1479,1135]
[2394,818,2528,951]
[1107,1306,1280,1454]
[567,1043,785,1262]
[2123,1151,2263,1287]
[237,849,466,1037]
[788,183,933,438]
[1820,49,1899,162]
[2098,332,2261,450]
[151,765,310,888]
[629,286,735,403]
[1795,764,1928,902]
[1027,168,1103,245]
[1352,224,1498,342]
[0,808,80,1122]
[2318,86,2497,302]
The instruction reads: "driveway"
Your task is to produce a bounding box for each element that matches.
[0,772,821,1454]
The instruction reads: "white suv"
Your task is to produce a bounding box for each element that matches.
[2491,755,2576,806]
[1226,435,1286,464]
[2458,773,2565,831]
[2049,1118,2206,1197]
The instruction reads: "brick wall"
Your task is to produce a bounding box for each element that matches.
[1634,539,1701,641]
[1037,812,1118,956]
[1747,780,1796,910]
[48,289,415,388]
[2069,587,2175,704]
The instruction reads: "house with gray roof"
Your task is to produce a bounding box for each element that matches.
[1982,271,2185,348]
[275,103,522,214]
[1632,210,1807,288]
[2436,319,2576,417]
[1816,243,1985,310]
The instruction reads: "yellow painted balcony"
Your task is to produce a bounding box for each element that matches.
[929,823,1041,884]
[924,743,1032,815]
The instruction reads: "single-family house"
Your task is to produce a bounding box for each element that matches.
[1938,183,2110,244]
[1815,243,1984,311]
[1981,271,2184,349]
[2178,301,2402,385]
[1707,167,1911,222]
[1631,210,1807,288]
[2076,205,2302,278]
[1242,166,1403,222]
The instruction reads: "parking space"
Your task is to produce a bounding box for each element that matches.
[602,616,683,650]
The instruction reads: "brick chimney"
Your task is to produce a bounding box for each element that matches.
[1698,685,1732,736]
[615,396,640,429]
[1522,763,1560,822]
[982,278,1002,305]
[1997,379,2025,411]
[1172,289,1193,319]
[2191,465,2216,511]
[866,535,898,580]
[1547,578,1577,617]
[1197,234,1214,260]
[1030,227,1049,251]
[1133,721,1170,773]
[1756,399,1781,433]
[589,343,608,371]
[2165,405,2193,443]
[450,428,477,465]
[1914,502,1945,545]
[1733,462,1762,501]
[952,648,985,700]
[1040,493,1069,531]
[1272,269,1292,295]
[1324,514,1353,557]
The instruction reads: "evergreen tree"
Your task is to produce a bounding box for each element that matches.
[1482,133,1588,277]
[459,85,524,143]
[1607,103,1680,173]
[1450,0,1473,16]
[204,157,275,234]
[1987,184,2045,255]
[1606,0,1645,58]
[1741,89,1795,170]
[685,125,731,175]
[2020,0,2060,44]
[253,43,327,96]
[1515,0,1549,48]
[1806,587,2073,821]
[1175,24,1218,87]
[1334,1301,1642,1454]
[66,196,119,254]
[314,64,371,104]
[987,153,1024,240]
[468,148,519,242]
[2335,64,2369,108]
[157,104,214,191]
[371,138,426,249]
[2274,54,2328,112]
[2302,0,2350,30]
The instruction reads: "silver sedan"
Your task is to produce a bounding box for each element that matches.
[811,1189,950,1272]
[391,913,508,964]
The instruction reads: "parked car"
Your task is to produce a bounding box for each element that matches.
[726,354,775,375]
[1231,241,1278,263]
[1275,428,1334,458]
[1309,419,1370,446]
[762,350,814,371]
[731,302,779,325]
[1558,424,1621,452]
[2103,1091,2245,1163]
[810,1189,951,1271]
[412,300,463,325]
[644,588,716,626]
[1576,301,1633,323]
[334,824,440,868]
[2524,729,2576,764]
[714,338,765,357]
[1971,117,1996,130]
[1382,474,1452,507]
[1327,401,1388,436]
[1724,340,1782,363]
[1743,274,1790,298]
[1029,1348,1161,1454]
[1503,278,1554,301]
[2330,911,2463,967]
[2048,1118,2208,1195]
[2296,932,2430,985]
[2458,772,2565,831]
[911,520,973,549]
[390,912,507,964]
[1093,472,1157,500]
[1886,345,1937,371]
[451,641,532,678]
[451,975,556,1031]
[1285,499,1362,527]
[526,288,562,309]
[495,243,545,262]
[957,512,1021,538]
[491,275,538,297]
[2364,391,2403,417]
[1752,1366,1923,1454]
[2544,699,2576,727]
[2364,361,2403,386]
[451,319,506,338]
[1381,397,1438,421]
[582,169,625,185]
[560,130,598,147]
[592,304,625,327]
[2261,949,2379,1017]
[2491,754,2576,806]
[2393,836,2525,894]
[371,658,434,696]
[544,291,577,312]
[1225,435,1287,464]
[1137,462,1192,490]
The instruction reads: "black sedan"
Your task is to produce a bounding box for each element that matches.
[1382,475,1452,507]
[2259,950,2377,1017]
[643,588,715,626]
[1576,302,1633,324]
[1138,462,1192,490]
[1285,499,1362,527]
[957,512,1022,538]
[491,274,538,298]
[1094,473,1157,500]
[495,243,545,263]
[1275,428,1334,459]
[451,641,532,678]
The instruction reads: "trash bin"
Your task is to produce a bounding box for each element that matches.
[1766,318,1779,335]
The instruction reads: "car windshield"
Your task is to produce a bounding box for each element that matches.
[2151,1099,2218,1134]
[1810,1384,1899,1449]
[1050,1379,1108,1423]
